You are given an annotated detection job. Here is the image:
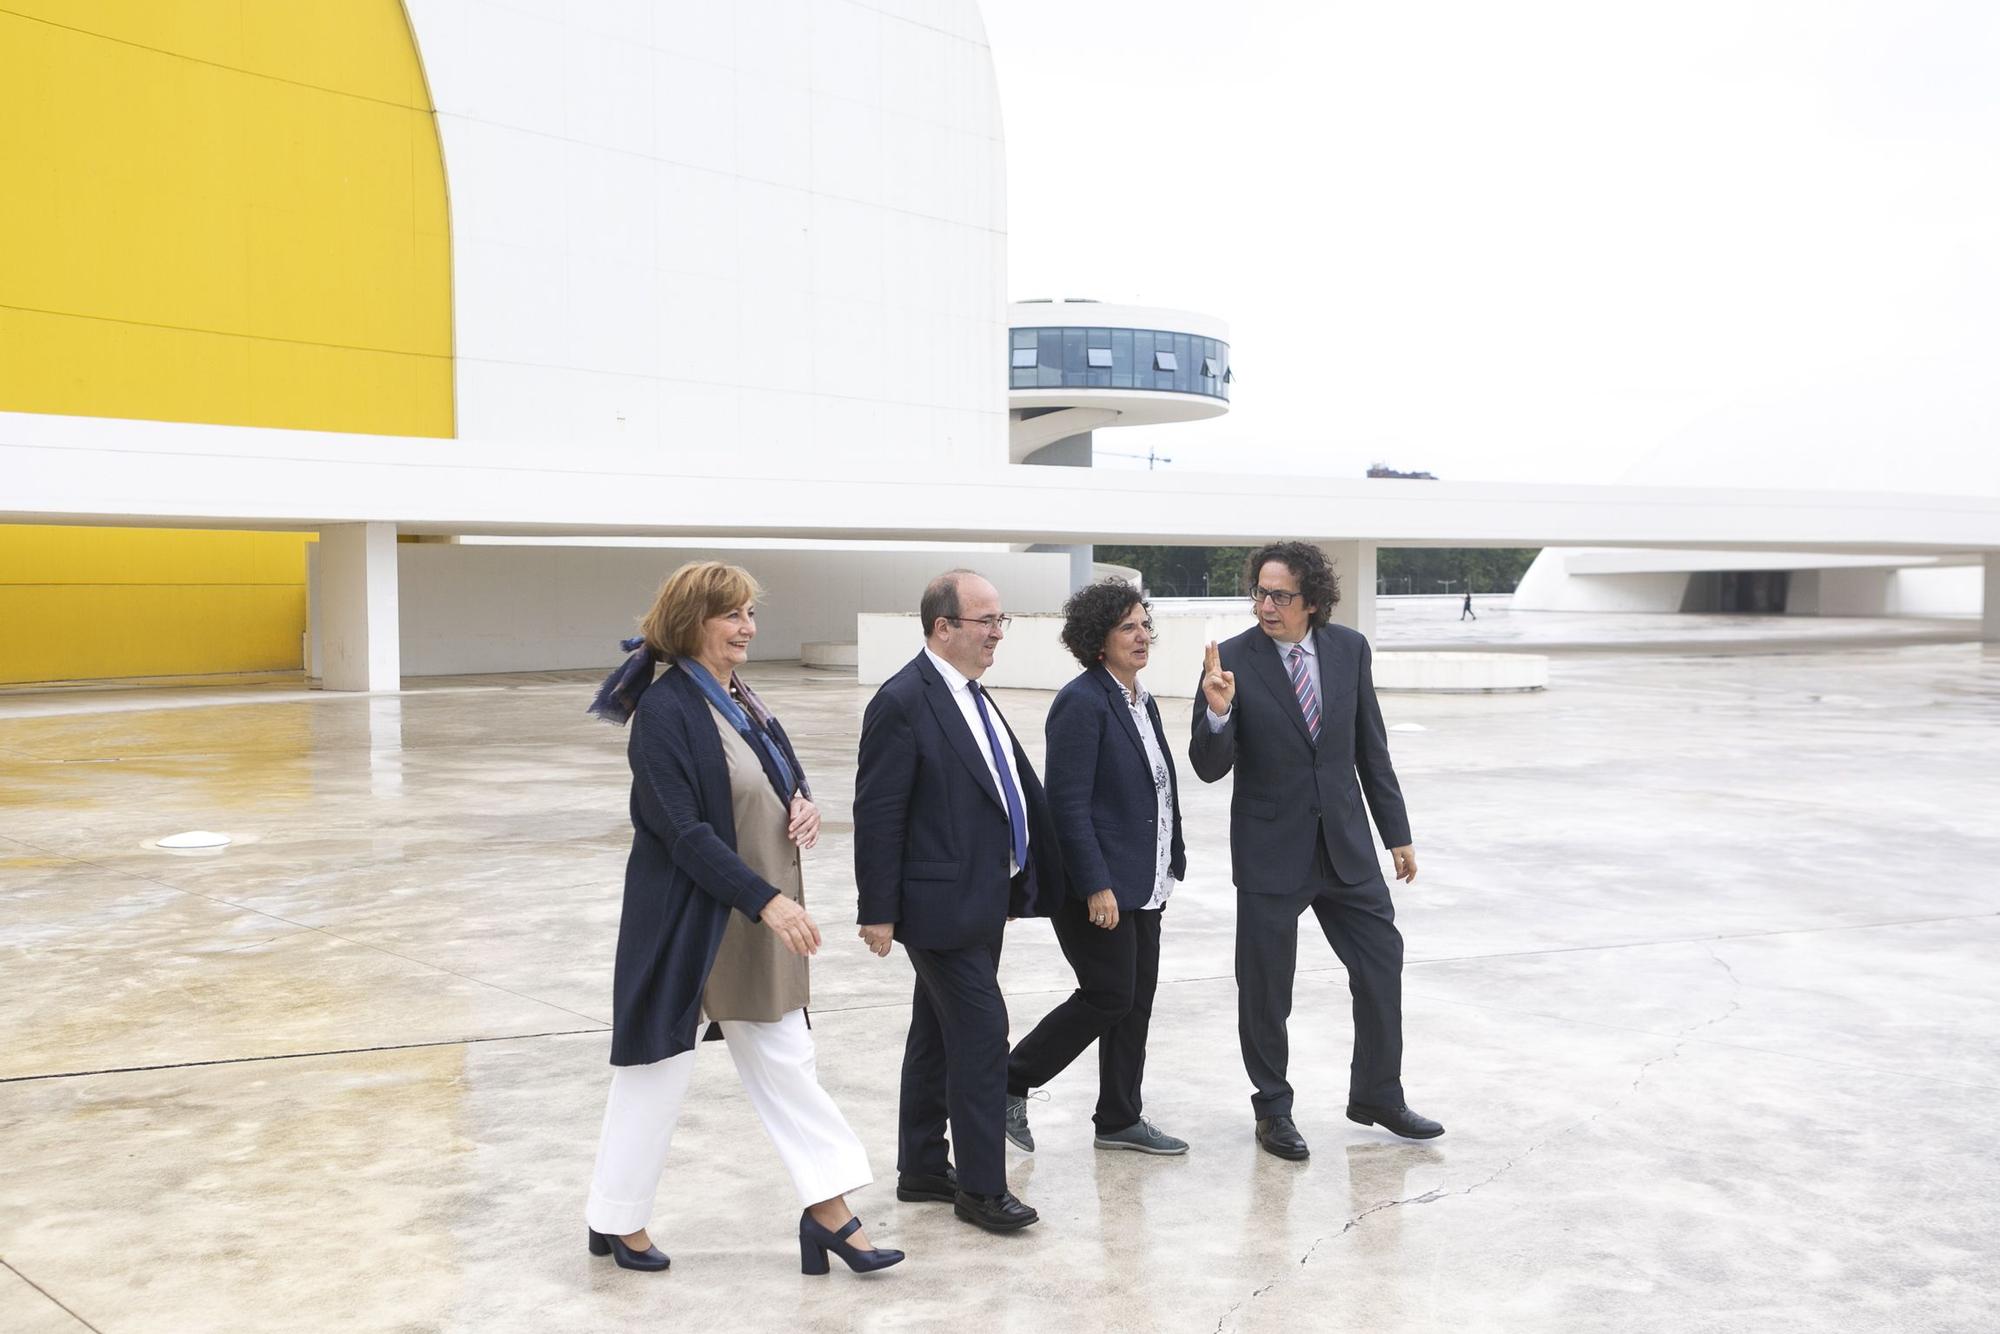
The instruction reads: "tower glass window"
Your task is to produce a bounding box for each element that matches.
[1007,326,1229,402]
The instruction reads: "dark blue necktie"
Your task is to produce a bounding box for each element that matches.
[968,681,1028,870]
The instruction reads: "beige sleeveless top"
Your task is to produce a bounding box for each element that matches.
[699,703,809,1024]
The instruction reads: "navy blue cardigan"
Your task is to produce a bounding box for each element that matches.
[608,664,805,1066]
[1043,664,1187,911]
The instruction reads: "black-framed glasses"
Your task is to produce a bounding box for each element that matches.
[946,614,1013,631]
[1250,587,1301,608]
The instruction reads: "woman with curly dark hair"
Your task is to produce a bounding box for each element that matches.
[1003,578,1189,1157]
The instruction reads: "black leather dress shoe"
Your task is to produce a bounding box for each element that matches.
[588,1228,671,1272]
[1347,1103,1445,1140]
[1255,1115,1310,1160]
[953,1189,1039,1232]
[895,1166,959,1203]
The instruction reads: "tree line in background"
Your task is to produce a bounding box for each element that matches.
[1095,546,1542,599]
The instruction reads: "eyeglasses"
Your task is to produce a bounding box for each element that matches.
[1117,621,1156,635]
[946,615,1013,631]
[1250,587,1301,608]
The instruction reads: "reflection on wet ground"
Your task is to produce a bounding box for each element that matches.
[3,624,1997,1332]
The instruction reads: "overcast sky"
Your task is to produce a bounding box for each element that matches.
[982,1,2000,487]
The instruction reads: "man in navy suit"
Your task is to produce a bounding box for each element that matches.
[854,569,1061,1232]
[1189,541,1444,1160]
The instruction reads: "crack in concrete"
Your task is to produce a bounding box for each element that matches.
[1215,944,1751,1332]
[1630,944,1745,1095]
[1212,1180,1469,1333]
[0,1255,102,1332]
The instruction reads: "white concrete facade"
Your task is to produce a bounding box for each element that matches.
[405,0,1009,475]
[10,410,2000,551]
[5,0,2000,689]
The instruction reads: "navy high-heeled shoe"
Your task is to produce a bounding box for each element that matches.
[588,1227,671,1272]
[798,1211,905,1275]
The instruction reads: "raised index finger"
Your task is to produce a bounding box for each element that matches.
[1204,641,1219,673]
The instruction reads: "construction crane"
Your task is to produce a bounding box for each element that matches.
[1096,446,1174,470]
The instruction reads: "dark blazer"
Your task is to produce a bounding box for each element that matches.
[853,651,1062,949]
[608,664,805,1065]
[1044,665,1187,911]
[1188,623,1411,891]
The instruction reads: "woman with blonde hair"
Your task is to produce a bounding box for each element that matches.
[582,561,902,1276]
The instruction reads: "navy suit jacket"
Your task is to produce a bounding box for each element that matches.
[610,664,804,1065]
[1044,665,1187,911]
[1188,623,1411,891]
[853,651,1062,949]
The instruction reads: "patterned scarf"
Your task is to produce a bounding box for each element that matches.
[588,639,807,803]
[678,659,802,804]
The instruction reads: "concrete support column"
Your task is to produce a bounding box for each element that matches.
[320,522,401,692]
[1024,430,1095,593]
[1320,540,1378,641]
[1064,545,1095,591]
[1984,553,2000,643]
[1023,543,1094,593]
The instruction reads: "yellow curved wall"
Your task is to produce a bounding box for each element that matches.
[0,1,452,684]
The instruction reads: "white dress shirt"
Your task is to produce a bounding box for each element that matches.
[923,647,1028,875]
[1206,631,1321,732]
[1121,679,1178,910]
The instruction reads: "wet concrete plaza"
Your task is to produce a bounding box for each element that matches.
[3,615,1997,1332]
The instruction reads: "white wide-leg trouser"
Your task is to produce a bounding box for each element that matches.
[584,1008,873,1236]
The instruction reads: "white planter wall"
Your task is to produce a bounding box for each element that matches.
[858,612,1546,694]
[325,544,1069,677]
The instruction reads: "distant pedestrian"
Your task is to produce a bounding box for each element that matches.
[1460,591,1476,621]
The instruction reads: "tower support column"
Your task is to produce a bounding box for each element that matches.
[1318,540,1378,641]
[1983,552,1999,644]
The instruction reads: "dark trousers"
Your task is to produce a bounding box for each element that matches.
[1006,895,1163,1133]
[899,935,1009,1196]
[1237,841,1404,1117]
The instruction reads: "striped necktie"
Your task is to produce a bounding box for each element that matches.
[968,681,1029,869]
[1287,643,1321,742]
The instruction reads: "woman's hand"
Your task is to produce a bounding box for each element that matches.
[1201,641,1236,715]
[761,895,822,956]
[1087,888,1120,931]
[788,794,821,849]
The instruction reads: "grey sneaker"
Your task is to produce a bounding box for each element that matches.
[1004,1094,1035,1153]
[1094,1117,1188,1155]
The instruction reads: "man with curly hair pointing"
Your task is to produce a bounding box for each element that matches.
[1190,541,1444,1160]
